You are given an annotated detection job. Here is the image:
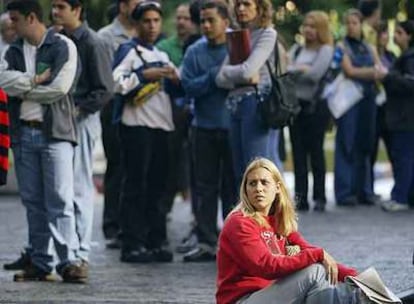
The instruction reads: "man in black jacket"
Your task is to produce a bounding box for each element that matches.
[51,0,113,275]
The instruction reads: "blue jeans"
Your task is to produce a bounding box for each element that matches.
[334,101,375,203]
[229,94,281,188]
[73,113,100,262]
[13,126,78,273]
[390,131,414,204]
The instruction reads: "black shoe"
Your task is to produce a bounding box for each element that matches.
[106,238,122,249]
[151,248,173,263]
[296,202,309,211]
[120,246,153,263]
[183,247,215,262]
[313,200,326,212]
[337,196,358,207]
[61,263,88,284]
[14,263,56,282]
[359,195,380,206]
[4,252,31,271]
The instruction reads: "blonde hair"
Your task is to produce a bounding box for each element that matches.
[234,0,273,28]
[304,10,333,46]
[234,158,298,236]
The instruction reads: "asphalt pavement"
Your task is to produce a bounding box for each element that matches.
[0,172,413,303]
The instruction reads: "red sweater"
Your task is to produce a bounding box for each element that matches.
[216,211,358,304]
[0,89,9,186]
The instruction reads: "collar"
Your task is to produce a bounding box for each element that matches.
[63,22,89,41]
[112,18,130,38]
[133,37,154,51]
[11,28,54,51]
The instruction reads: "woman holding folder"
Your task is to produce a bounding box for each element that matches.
[216,0,280,188]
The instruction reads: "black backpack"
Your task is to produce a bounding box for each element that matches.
[257,41,301,129]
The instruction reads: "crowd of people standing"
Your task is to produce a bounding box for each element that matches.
[0,0,412,294]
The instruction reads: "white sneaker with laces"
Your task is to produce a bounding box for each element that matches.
[381,200,409,212]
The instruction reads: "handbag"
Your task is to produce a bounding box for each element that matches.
[257,40,301,129]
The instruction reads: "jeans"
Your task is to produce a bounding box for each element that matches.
[13,126,78,273]
[191,127,237,248]
[334,101,375,203]
[119,124,169,250]
[238,264,358,304]
[73,112,100,261]
[390,131,414,204]
[229,94,281,188]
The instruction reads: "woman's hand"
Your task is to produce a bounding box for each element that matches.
[248,73,260,85]
[322,250,339,285]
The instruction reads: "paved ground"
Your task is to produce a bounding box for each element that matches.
[0,173,413,303]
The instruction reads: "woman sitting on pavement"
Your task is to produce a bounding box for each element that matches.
[216,157,358,304]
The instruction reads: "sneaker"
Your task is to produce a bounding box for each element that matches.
[313,200,326,212]
[183,247,216,262]
[176,232,198,253]
[382,200,409,212]
[4,251,31,271]
[337,196,358,207]
[14,264,56,282]
[120,246,153,263]
[61,263,88,284]
[106,238,122,250]
[296,202,309,211]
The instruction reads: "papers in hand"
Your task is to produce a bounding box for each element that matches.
[346,267,402,304]
[322,73,363,119]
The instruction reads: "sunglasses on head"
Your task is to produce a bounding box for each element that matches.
[137,1,161,9]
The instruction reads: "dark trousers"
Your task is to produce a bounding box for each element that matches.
[371,105,393,191]
[100,101,123,239]
[289,101,330,204]
[191,127,237,247]
[119,124,169,250]
[390,131,414,204]
[159,107,191,215]
[334,99,376,203]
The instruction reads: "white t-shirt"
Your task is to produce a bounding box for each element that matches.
[20,39,43,122]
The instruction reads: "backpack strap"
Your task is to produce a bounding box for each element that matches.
[134,46,148,67]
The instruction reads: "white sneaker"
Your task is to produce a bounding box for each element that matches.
[381,200,409,212]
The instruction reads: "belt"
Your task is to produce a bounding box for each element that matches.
[20,120,43,130]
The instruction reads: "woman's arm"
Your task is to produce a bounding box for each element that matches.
[341,52,376,80]
[216,28,277,87]
[383,55,414,93]
[288,232,358,282]
[300,45,334,83]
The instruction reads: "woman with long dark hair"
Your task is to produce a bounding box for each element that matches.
[381,20,414,212]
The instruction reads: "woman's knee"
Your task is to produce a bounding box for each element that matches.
[303,264,328,285]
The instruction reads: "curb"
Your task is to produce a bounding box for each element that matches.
[399,288,414,304]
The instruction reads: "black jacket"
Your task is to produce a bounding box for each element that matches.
[63,23,113,115]
[383,47,414,131]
